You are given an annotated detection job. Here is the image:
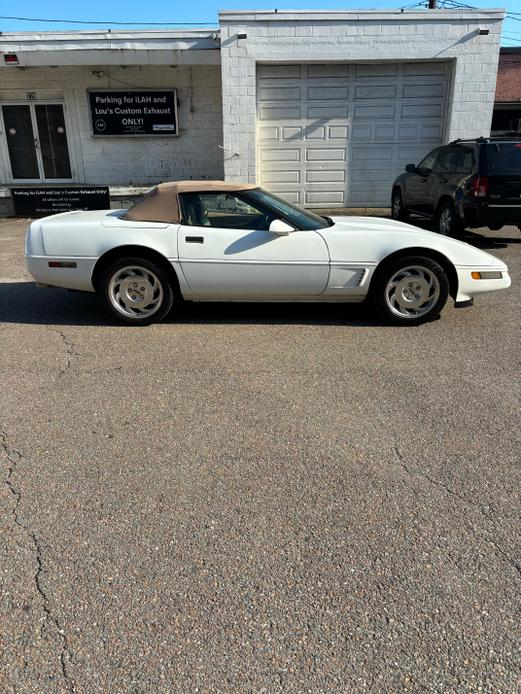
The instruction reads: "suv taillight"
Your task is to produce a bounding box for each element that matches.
[471,175,488,198]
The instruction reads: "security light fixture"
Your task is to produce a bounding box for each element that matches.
[237,33,247,40]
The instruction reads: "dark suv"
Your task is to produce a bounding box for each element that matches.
[391,137,521,235]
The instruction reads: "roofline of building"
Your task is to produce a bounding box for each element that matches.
[0,29,221,66]
[0,29,219,41]
[219,8,506,21]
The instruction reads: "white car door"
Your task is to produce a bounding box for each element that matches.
[177,192,329,299]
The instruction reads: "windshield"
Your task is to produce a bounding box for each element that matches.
[245,188,330,230]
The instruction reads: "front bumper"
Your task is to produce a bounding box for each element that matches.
[455,265,511,303]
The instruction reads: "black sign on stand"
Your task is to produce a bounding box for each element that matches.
[88,90,178,137]
[12,187,110,217]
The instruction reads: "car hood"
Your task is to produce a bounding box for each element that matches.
[321,216,507,269]
[329,215,433,234]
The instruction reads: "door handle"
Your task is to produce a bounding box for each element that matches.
[186,236,204,244]
[440,178,448,183]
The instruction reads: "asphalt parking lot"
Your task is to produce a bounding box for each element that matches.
[1,216,520,693]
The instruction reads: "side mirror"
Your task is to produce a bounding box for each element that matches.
[269,219,294,235]
[405,163,417,174]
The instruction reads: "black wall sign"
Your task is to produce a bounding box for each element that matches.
[12,187,110,217]
[89,90,178,136]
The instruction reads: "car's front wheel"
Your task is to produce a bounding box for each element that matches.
[436,201,463,237]
[100,256,174,325]
[371,255,449,326]
[391,189,409,221]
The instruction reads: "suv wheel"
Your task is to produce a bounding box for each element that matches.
[436,201,463,237]
[391,189,409,221]
[100,256,174,325]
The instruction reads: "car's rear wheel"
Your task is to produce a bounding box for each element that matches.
[436,201,463,237]
[371,255,449,326]
[100,256,174,325]
[391,189,409,221]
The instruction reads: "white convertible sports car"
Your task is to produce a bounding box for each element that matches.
[25,180,511,326]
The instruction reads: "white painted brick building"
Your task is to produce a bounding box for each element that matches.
[0,64,223,183]
[220,9,504,206]
[0,8,505,214]
[0,30,224,215]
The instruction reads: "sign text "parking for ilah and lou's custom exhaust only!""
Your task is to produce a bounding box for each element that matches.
[88,90,178,137]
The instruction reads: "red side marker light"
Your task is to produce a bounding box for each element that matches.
[4,53,19,65]
[48,261,77,268]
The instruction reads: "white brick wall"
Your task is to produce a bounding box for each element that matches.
[0,64,224,186]
[219,9,504,184]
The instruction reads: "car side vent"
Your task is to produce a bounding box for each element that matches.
[355,269,366,287]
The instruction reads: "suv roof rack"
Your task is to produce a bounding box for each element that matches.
[449,135,521,144]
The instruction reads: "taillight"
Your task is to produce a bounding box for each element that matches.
[471,175,488,198]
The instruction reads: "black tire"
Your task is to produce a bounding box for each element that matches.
[435,201,464,237]
[371,255,449,326]
[99,256,174,325]
[391,189,409,221]
[489,225,503,231]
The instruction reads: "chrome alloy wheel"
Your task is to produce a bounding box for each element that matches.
[108,265,164,319]
[385,265,441,319]
[438,206,453,235]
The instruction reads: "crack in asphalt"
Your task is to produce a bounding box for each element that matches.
[47,327,78,379]
[394,445,521,581]
[1,430,75,692]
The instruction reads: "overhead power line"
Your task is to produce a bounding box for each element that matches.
[0,14,216,27]
[2,6,520,32]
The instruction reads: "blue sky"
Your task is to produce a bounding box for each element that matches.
[1,1,520,45]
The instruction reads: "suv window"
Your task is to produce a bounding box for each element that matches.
[485,143,521,174]
[435,146,474,174]
[454,147,474,174]
[435,147,460,174]
[417,149,438,173]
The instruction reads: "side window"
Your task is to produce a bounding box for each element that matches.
[180,192,274,230]
[418,149,438,173]
[454,147,475,174]
[434,147,459,174]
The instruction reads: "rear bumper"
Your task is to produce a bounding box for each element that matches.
[25,255,96,292]
[464,204,521,228]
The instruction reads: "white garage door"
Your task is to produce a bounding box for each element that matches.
[257,62,449,207]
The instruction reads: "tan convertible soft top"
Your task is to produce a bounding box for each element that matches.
[121,180,258,224]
